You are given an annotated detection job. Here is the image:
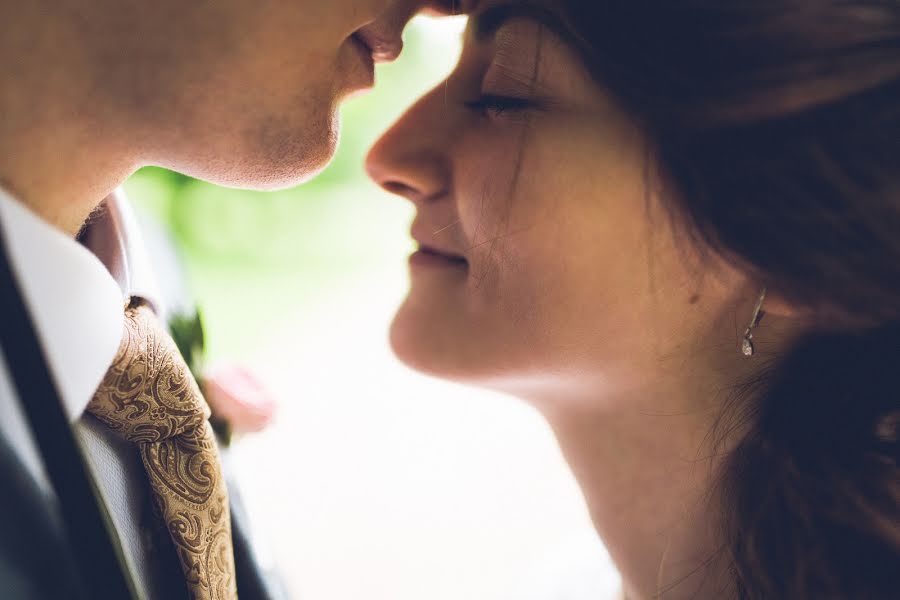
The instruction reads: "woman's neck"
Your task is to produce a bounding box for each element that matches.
[537,376,741,600]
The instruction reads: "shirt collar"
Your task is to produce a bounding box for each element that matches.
[0,187,125,423]
[79,189,163,315]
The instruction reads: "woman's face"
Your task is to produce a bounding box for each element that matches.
[366,2,752,401]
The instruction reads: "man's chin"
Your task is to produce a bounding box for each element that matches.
[217,140,339,191]
[162,114,341,191]
[215,156,334,192]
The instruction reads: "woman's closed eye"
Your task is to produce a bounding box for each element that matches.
[463,93,535,119]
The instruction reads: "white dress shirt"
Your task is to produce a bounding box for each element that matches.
[0,187,124,486]
[0,186,176,600]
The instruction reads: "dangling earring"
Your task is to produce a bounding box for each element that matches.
[741,286,767,357]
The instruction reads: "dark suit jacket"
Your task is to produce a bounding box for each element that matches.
[0,432,82,599]
[0,428,287,600]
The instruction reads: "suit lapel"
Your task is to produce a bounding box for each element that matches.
[0,432,82,598]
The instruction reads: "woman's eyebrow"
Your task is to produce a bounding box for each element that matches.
[473,2,570,42]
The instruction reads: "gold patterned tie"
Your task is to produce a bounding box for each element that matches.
[88,302,238,600]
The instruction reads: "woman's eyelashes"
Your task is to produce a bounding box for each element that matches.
[463,93,535,119]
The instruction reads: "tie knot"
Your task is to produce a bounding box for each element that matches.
[89,303,210,444]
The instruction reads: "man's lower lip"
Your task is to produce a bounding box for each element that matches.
[409,249,468,269]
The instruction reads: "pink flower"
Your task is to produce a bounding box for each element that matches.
[202,363,277,434]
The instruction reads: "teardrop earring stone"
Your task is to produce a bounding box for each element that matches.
[741,335,754,357]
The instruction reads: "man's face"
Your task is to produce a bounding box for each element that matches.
[97,0,454,189]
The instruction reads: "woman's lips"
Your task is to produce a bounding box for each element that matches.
[409,246,469,269]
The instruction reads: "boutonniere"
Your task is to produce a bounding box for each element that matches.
[169,307,277,446]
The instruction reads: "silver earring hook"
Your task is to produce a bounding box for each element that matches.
[741,286,767,357]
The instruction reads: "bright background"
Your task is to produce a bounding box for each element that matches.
[126,16,619,600]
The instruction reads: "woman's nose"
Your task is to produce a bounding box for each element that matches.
[365,89,453,205]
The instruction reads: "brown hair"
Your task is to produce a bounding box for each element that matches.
[516,0,900,596]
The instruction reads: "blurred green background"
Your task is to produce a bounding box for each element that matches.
[124,17,465,361]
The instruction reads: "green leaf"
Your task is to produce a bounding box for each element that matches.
[168,308,206,381]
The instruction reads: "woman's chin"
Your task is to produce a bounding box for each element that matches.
[388,309,509,391]
[389,310,469,382]
[389,312,440,375]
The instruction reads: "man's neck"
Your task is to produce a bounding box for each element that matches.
[0,0,138,236]
[0,137,135,238]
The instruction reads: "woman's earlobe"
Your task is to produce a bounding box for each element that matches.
[760,289,804,319]
[760,288,844,329]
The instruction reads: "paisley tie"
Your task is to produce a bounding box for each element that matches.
[88,302,238,600]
